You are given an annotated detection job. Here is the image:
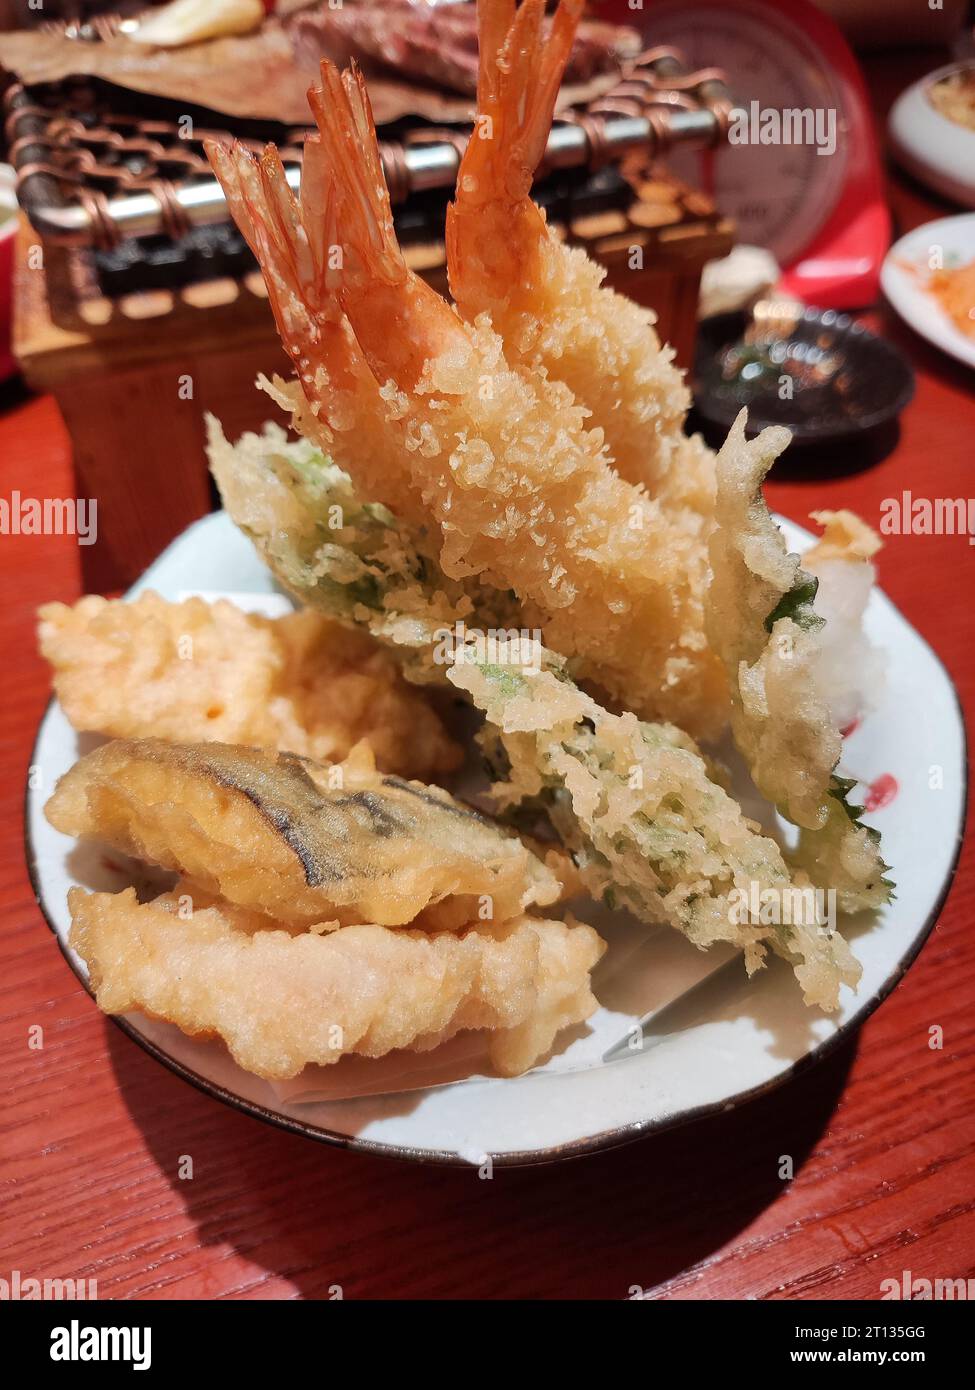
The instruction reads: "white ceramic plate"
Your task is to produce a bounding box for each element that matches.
[888,63,975,211]
[881,214,975,370]
[25,512,966,1165]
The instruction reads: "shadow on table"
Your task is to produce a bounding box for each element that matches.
[0,374,32,417]
[105,1020,856,1300]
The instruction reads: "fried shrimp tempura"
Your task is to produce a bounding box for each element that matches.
[447,0,699,501]
[206,134,427,533]
[205,66,729,740]
[68,888,605,1078]
[38,591,460,779]
[707,414,891,913]
[46,738,562,931]
[446,640,860,1010]
[208,419,725,741]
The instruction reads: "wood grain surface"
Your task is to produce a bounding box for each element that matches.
[1,54,972,1301]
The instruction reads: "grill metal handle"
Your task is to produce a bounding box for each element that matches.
[9,51,732,249]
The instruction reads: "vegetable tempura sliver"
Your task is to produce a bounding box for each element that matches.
[447,640,861,1011]
[706,413,892,913]
[206,412,522,686]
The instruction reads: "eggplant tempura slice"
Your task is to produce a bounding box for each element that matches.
[45,738,562,931]
[706,413,892,913]
[68,888,604,1079]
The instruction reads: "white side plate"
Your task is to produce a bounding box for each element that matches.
[881,213,975,370]
[888,66,975,212]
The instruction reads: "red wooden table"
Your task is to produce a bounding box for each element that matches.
[1,54,973,1301]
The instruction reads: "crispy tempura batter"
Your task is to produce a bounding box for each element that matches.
[707,417,832,826]
[805,509,883,565]
[447,640,860,1010]
[206,413,521,686]
[707,414,891,913]
[68,888,604,1078]
[39,591,460,778]
[208,420,725,741]
[207,415,883,997]
[46,738,562,931]
[205,66,729,740]
[447,0,697,500]
[210,420,851,996]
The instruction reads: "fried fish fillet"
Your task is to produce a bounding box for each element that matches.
[45,738,562,931]
[38,591,460,780]
[68,887,605,1078]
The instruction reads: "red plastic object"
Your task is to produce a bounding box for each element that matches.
[769,0,889,306]
[592,0,890,308]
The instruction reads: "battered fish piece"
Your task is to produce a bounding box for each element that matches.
[46,738,562,931]
[39,591,460,779]
[68,888,605,1078]
[706,414,891,913]
[447,0,698,501]
[448,641,861,1011]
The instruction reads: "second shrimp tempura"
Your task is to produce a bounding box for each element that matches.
[446,0,709,508]
[206,60,728,738]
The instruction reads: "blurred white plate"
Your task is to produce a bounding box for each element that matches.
[25,511,966,1165]
[881,214,975,369]
[888,64,975,210]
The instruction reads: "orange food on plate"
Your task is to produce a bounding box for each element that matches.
[928,260,975,339]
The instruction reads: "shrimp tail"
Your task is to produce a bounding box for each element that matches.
[476,0,515,109]
[477,0,583,200]
[307,61,404,290]
[205,137,333,334]
[307,58,469,386]
[205,134,386,452]
[446,0,582,313]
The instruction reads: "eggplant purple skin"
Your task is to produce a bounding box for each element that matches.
[88,739,515,890]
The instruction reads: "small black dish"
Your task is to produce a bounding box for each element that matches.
[693,304,915,445]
